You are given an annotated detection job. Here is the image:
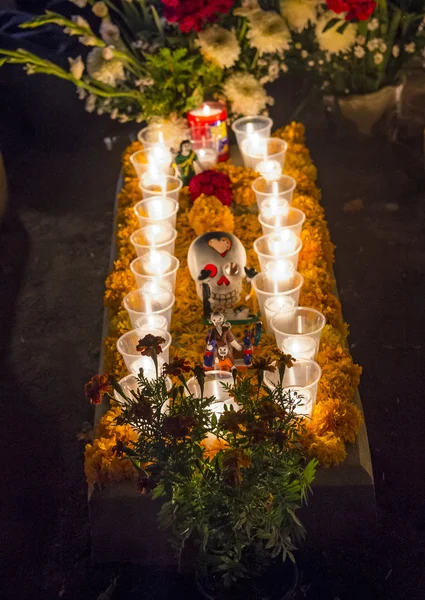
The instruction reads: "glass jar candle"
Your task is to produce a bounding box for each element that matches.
[187,102,229,161]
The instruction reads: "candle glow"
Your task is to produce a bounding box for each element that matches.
[256,159,282,180]
[141,250,172,275]
[282,336,316,360]
[268,230,297,256]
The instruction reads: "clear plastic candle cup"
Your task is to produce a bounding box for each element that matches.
[243,138,287,173]
[139,175,182,202]
[186,370,237,410]
[130,253,180,293]
[259,207,306,237]
[232,116,273,164]
[264,359,322,417]
[138,123,190,152]
[263,294,297,332]
[115,373,172,409]
[270,307,326,360]
[251,272,304,323]
[134,314,169,332]
[117,328,171,373]
[130,150,148,178]
[130,224,177,257]
[134,197,179,229]
[253,231,302,272]
[252,176,297,210]
[123,288,175,329]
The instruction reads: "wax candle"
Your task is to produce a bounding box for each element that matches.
[141,223,174,246]
[284,386,313,416]
[268,230,297,256]
[197,147,218,170]
[264,295,296,332]
[187,102,229,161]
[135,314,168,332]
[255,159,282,180]
[281,336,316,360]
[264,259,295,279]
[147,144,172,172]
[130,355,159,379]
[140,250,172,275]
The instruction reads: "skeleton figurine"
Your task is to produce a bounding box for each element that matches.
[188,231,257,320]
[216,344,236,373]
[242,322,263,367]
[206,310,241,366]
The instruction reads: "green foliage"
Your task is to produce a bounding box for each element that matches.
[114,366,316,593]
[140,48,223,117]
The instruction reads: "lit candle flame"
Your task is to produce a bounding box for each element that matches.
[203,104,211,117]
[158,131,164,145]
[246,122,254,135]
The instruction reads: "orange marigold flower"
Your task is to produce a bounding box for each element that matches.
[163,356,191,376]
[136,333,165,356]
[85,374,112,405]
[310,398,364,443]
[188,194,234,235]
[304,430,347,467]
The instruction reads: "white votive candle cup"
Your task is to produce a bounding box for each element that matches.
[131,224,177,257]
[185,370,237,408]
[117,328,172,373]
[253,231,302,273]
[259,207,306,237]
[134,197,179,229]
[232,116,273,164]
[270,307,326,360]
[139,176,182,202]
[264,295,297,332]
[130,254,180,293]
[123,288,175,329]
[264,359,322,417]
[252,176,297,210]
[251,272,304,323]
[281,336,316,360]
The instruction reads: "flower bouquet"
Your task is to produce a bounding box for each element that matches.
[93,349,316,598]
[0,0,295,123]
[281,0,425,132]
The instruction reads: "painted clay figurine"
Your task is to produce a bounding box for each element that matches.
[208,310,242,363]
[216,344,235,372]
[173,139,200,186]
[203,338,216,370]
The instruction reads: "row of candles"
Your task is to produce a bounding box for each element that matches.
[113,106,325,418]
[231,115,326,417]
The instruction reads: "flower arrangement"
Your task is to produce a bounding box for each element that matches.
[94,355,317,593]
[85,122,363,494]
[282,0,425,96]
[0,0,295,122]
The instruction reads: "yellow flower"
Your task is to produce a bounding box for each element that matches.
[304,431,347,467]
[310,398,364,443]
[188,194,234,235]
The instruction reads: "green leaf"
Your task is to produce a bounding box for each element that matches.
[152,483,165,499]
[322,18,342,33]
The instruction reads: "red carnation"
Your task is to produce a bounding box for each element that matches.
[161,0,233,33]
[326,0,376,20]
[189,170,233,207]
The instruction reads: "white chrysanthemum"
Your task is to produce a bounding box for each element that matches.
[196,26,240,69]
[87,47,125,87]
[367,39,378,51]
[405,42,415,54]
[356,35,366,45]
[392,45,400,58]
[223,72,268,116]
[280,0,318,33]
[374,52,383,64]
[92,2,108,18]
[247,11,291,55]
[315,13,356,55]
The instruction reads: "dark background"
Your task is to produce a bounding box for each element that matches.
[1,3,425,599]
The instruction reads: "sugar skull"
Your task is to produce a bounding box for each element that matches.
[188,231,247,309]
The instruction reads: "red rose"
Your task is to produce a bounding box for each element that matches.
[346,0,376,20]
[326,0,376,20]
[189,170,233,207]
[161,0,233,33]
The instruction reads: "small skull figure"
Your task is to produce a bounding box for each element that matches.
[216,343,234,372]
[188,232,247,315]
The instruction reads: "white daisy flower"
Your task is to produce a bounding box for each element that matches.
[356,35,366,45]
[405,42,415,54]
[367,39,379,52]
[392,45,400,58]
